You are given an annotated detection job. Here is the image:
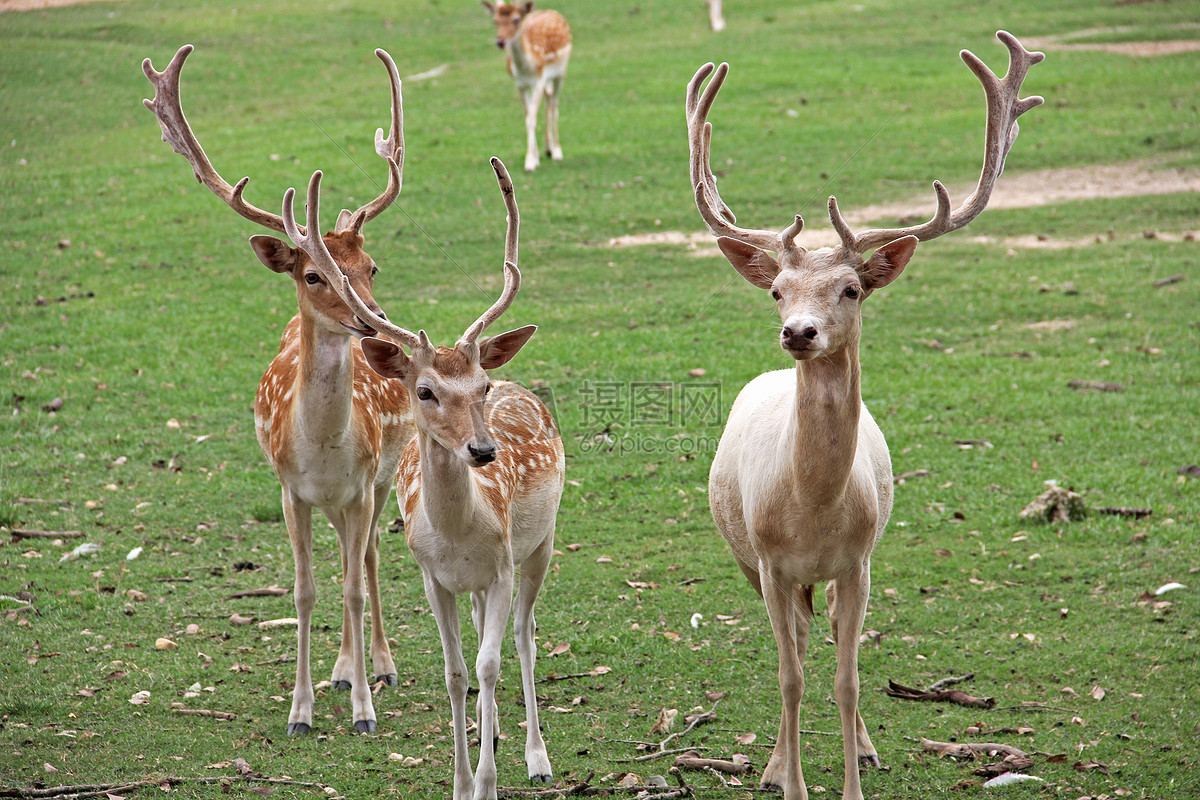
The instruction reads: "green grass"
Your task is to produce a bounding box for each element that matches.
[2,0,1199,798]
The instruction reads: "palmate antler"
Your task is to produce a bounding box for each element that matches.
[687,31,1045,255]
[143,45,404,236]
[282,158,522,352]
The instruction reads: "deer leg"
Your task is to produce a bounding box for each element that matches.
[334,496,377,733]
[330,537,355,692]
[760,565,810,800]
[520,82,543,172]
[827,580,880,769]
[706,0,726,31]
[472,589,500,749]
[831,571,871,800]
[514,535,554,783]
[426,573,474,800]
[283,490,316,735]
[473,567,515,800]
[544,78,563,161]
[366,483,397,686]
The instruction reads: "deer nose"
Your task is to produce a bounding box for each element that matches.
[495,39,506,49]
[468,442,497,464]
[782,322,819,342]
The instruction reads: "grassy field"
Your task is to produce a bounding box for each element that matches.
[2,0,1198,797]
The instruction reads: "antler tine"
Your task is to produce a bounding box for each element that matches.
[341,49,406,232]
[829,31,1044,253]
[282,172,421,350]
[490,157,519,266]
[143,45,293,235]
[686,63,784,251]
[459,261,522,346]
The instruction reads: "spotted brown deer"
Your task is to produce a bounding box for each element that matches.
[482,1,572,172]
[319,159,563,799]
[143,45,414,735]
[687,32,1043,800]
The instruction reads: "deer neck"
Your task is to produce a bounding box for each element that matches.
[415,429,481,536]
[786,339,862,500]
[293,315,357,445]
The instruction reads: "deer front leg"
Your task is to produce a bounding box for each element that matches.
[426,574,474,800]
[518,81,543,172]
[544,77,564,161]
[761,565,810,800]
[826,580,880,769]
[333,497,378,733]
[473,568,516,800]
[366,483,398,685]
[472,588,500,749]
[282,489,316,735]
[830,571,871,800]
[514,537,554,783]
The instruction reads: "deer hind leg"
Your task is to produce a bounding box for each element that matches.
[365,483,397,685]
[760,565,812,799]
[520,82,544,172]
[514,534,555,782]
[829,572,872,800]
[826,580,880,769]
[330,496,378,733]
[426,575,474,800]
[544,76,564,161]
[283,490,317,735]
[473,568,516,800]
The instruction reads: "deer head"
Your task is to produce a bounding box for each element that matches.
[686,32,1044,357]
[143,45,406,335]
[482,0,535,48]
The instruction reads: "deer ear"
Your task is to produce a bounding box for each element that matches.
[250,235,300,275]
[361,338,411,381]
[717,237,780,290]
[481,0,495,13]
[521,1,535,14]
[478,325,537,370]
[861,235,917,290]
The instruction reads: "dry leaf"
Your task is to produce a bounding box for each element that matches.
[616,773,642,787]
[649,708,678,735]
[547,642,571,657]
[155,638,178,651]
[1090,686,1106,701]
[735,732,757,745]
[129,690,151,705]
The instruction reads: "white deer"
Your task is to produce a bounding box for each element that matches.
[706,0,725,32]
[686,32,1043,800]
[482,1,572,172]
[143,46,413,734]
[296,158,564,800]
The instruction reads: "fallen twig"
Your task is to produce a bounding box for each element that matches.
[674,753,749,776]
[610,747,708,764]
[658,705,719,751]
[1096,506,1152,519]
[9,528,85,540]
[928,672,974,692]
[885,679,995,709]
[171,707,237,720]
[229,585,289,598]
[0,779,165,799]
[920,737,1028,760]
[1153,274,1184,288]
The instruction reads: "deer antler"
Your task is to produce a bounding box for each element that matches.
[143,45,293,234]
[460,261,521,346]
[458,157,521,345]
[686,62,788,252]
[828,31,1044,252]
[143,45,405,237]
[281,171,422,350]
[337,49,406,234]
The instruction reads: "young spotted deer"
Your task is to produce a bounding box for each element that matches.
[143,45,414,734]
[313,158,563,799]
[687,32,1043,800]
[482,1,572,172]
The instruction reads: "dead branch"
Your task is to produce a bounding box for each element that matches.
[920,737,1028,760]
[610,747,709,763]
[229,585,289,598]
[1096,506,1152,519]
[9,528,85,540]
[886,679,995,709]
[1153,274,1184,288]
[673,753,749,776]
[171,708,237,720]
[658,706,719,751]
[0,779,165,799]
[1066,379,1124,393]
[928,672,974,692]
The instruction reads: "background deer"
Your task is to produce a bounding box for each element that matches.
[482,1,572,172]
[325,158,564,798]
[143,45,413,735]
[706,0,725,32]
[687,32,1043,800]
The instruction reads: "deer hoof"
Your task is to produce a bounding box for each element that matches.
[375,672,398,687]
[331,679,352,691]
[287,722,311,736]
[860,753,882,769]
[354,719,377,734]
[530,773,553,784]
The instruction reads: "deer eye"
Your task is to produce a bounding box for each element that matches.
[305,272,322,286]
[485,381,493,396]
[770,288,782,301]
[370,266,379,278]
[844,285,860,299]
[416,386,434,402]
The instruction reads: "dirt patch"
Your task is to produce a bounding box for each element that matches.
[609,158,1200,253]
[1025,25,1200,57]
[0,0,124,10]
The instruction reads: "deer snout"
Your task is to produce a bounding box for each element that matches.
[781,317,822,356]
[467,440,498,466]
[495,38,507,49]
